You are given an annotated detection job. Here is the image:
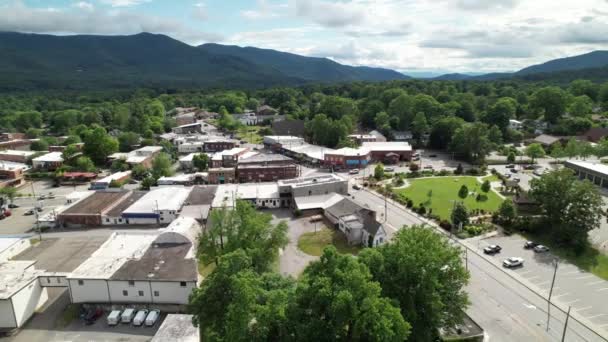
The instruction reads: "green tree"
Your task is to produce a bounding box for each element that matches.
[487,125,503,146]
[451,202,469,227]
[359,226,469,341]
[481,180,491,193]
[568,95,593,117]
[486,97,516,133]
[118,132,140,152]
[30,140,48,151]
[564,138,581,158]
[289,247,411,342]
[151,152,174,179]
[507,151,516,163]
[74,156,96,172]
[524,143,545,164]
[0,187,17,204]
[140,176,155,190]
[192,153,209,171]
[374,111,391,134]
[530,169,603,250]
[131,164,148,180]
[61,135,81,146]
[531,86,568,124]
[550,143,565,159]
[110,159,129,172]
[569,79,598,100]
[82,126,119,165]
[411,112,429,145]
[374,163,385,180]
[450,122,492,162]
[497,199,517,225]
[429,117,464,150]
[599,82,608,111]
[198,200,289,273]
[458,185,469,199]
[62,144,80,161]
[318,96,358,120]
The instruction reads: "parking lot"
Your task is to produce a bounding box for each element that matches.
[479,235,608,333]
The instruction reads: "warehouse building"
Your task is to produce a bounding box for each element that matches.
[564,160,608,188]
[208,167,236,184]
[102,191,147,225]
[32,152,64,170]
[324,147,371,169]
[237,153,299,183]
[179,185,217,224]
[67,217,199,305]
[57,191,132,227]
[278,174,348,198]
[108,146,163,169]
[0,236,31,263]
[89,171,132,190]
[0,150,36,164]
[212,183,282,209]
[0,260,48,330]
[121,187,192,225]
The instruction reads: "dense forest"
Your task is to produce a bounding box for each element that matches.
[2,77,608,166]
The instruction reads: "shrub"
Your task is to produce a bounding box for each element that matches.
[439,220,452,231]
[294,209,302,217]
[417,204,426,215]
[409,163,420,172]
[466,167,481,176]
[406,199,414,208]
[455,163,464,175]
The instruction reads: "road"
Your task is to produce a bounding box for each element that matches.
[350,183,608,341]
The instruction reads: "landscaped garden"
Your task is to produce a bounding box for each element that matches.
[297,226,361,256]
[394,176,504,221]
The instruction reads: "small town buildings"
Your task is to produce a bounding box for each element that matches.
[348,134,377,144]
[49,143,84,153]
[208,167,236,184]
[391,131,413,142]
[174,113,197,127]
[532,134,564,148]
[212,183,282,209]
[102,191,146,225]
[0,236,31,263]
[0,260,48,330]
[204,140,236,153]
[509,119,523,131]
[0,133,31,151]
[237,153,299,183]
[179,153,198,170]
[152,314,199,342]
[109,146,163,169]
[278,174,348,198]
[257,105,278,116]
[263,136,305,150]
[271,120,306,137]
[59,172,97,185]
[178,142,205,154]
[32,152,64,170]
[0,161,29,188]
[325,198,387,247]
[157,174,193,186]
[66,217,199,305]
[0,150,36,164]
[293,193,345,216]
[582,127,608,143]
[121,187,192,225]
[369,130,387,142]
[210,148,250,168]
[564,160,608,188]
[89,171,132,190]
[324,147,371,169]
[179,185,217,224]
[172,122,202,134]
[57,191,132,227]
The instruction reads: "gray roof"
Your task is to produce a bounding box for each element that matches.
[534,134,561,145]
[363,216,383,236]
[238,153,294,164]
[185,185,218,205]
[325,198,366,219]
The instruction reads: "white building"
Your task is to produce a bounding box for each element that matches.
[179,153,198,170]
[278,174,348,197]
[509,119,523,131]
[89,171,132,190]
[178,142,205,154]
[0,261,48,329]
[212,183,281,209]
[152,314,199,342]
[157,174,193,186]
[67,217,200,305]
[121,187,192,224]
[32,152,64,170]
[0,236,31,263]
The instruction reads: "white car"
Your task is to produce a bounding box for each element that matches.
[132,309,149,326]
[534,245,550,253]
[503,257,524,268]
[145,309,160,327]
[384,167,395,172]
[349,169,359,175]
[107,310,122,326]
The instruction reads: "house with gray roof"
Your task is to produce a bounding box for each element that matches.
[324,198,387,247]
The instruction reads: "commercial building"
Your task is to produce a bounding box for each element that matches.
[0,236,31,263]
[210,148,251,168]
[361,141,414,162]
[204,140,235,153]
[172,122,202,134]
[57,191,132,227]
[109,146,163,169]
[157,174,194,186]
[121,187,192,225]
[237,153,299,183]
[325,198,387,247]
[278,174,348,198]
[59,172,97,185]
[212,183,282,209]
[368,130,387,142]
[271,120,306,137]
[102,191,146,225]
[89,171,132,190]
[32,152,64,170]
[348,134,377,144]
[179,185,217,224]
[0,161,29,188]
[0,150,36,164]
[324,147,371,169]
[0,133,32,151]
[174,113,197,127]
[152,314,199,342]
[564,160,608,188]
[0,260,48,330]
[208,167,236,184]
[178,142,205,154]
[67,217,199,305]
[263,136,305,151]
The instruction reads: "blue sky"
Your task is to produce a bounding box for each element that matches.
[2,0,608,75]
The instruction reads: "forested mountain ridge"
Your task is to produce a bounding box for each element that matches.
[0,32,407,91]
[199,43,409,82]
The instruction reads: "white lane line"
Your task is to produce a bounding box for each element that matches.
[597,288,608,292]
[563,299,580,305]
[575,275,594,280]
[575,306,593,312]
[565,270,582,275]
[589,280,606,286]
[552,292,571,299]
[587,313,608,319]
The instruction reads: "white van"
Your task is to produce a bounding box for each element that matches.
[145,309,160,327]
[107,310,122,326]
[121,308,136,324]
[133,309,149,326]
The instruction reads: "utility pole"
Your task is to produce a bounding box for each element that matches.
[561,306,571,342]
[384,192,388,223]
[546,259,559,331]
[465,247,468,271]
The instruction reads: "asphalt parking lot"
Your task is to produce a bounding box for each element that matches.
[479,235,608,334]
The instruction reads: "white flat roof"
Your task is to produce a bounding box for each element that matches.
[212,183,280,207]
[211,147,248,161]
[285,143,336,160]
[565,160,608,176]
[294,193,344,211]
[158,174,193,184]
[0,260,43,299]
[0,160,29,171]
[136,146,163,153]
[0,150,36,157]
[95,171,132,184]
[331,147,370,157]
[67,232,159,279]
[152,314,199,342]
[179,153,198,162]
[362,141,412,152]
[123,187,192,214]
[278,173,346,188]
[32,151,64,162]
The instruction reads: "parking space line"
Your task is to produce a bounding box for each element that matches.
[587,313,608,319]
[563,299,580,305]
[575,306,593,312]
[575,275,594,280]
[589,280,606,286]
[597,288,608,292]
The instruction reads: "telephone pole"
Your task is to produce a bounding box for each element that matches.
[561,306,571,341]
[546,259,559,331]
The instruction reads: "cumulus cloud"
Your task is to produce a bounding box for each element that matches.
[99,0,150,7]
[295,0,366,28]
[0,1,222,44]
[73,1,94,11]
[454,0,520,11]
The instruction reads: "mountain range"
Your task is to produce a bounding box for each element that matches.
[0,31,608,91]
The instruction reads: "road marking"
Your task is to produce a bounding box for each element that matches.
[575,275,594,280]
[565,270,582,275]
[523,303,537,310]
[597,288,608,292]
[587,313,608,319]
[563,299,580,305]
[589,280,605,286]
[552,292,570,299]
[575,306,593,312]
[527,275,541,280]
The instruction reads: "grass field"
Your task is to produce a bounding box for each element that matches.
[236,125,264,144]
[298,227,361,256]
[396,176,504,221]
[482,174,501,182]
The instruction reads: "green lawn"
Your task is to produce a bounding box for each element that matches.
[236,125,264,144]
[396,176,504,221]
[482,174,501,182]
[298,227,361,256]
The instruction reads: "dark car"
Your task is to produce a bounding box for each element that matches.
[83,307,104,325]
[510,168,518,173]
[428,154,438,158]
[352,184,361,190]
[8,203,18,209]
[524,165,536,170]
[524,241,538,249]
[483,245,502,255]
[506,164,515,169]
[24,209,35,216]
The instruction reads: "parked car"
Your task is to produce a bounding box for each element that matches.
[107,310,122,326]
[352,184,361,190]
[349,169,360,175]
[524,241,538,249]
[506,164,515,169]
[145,310,160,327]
[8,203,18,209]
[504,174,512,179]
[513,177,521,182]
[47,193,55,199]
[384,167,395,172]
[121,308,136,324]
[24,209,35,216]
[83,307,103,325]
[510,168,518,173]
[38,195,46,200]
[503,257,524,268]
[483,245,502,255]
[3,210,11,217]
[534,245,550,253]
[524,165,536,170]
[36,207,43,212]
[133,309,149,326]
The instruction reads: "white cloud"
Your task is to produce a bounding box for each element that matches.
[240,0,287,20]
[73,1,94,11]
[99,0,150,7]
[192,2,208,21]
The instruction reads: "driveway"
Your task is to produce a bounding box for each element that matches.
[274,211,318,278]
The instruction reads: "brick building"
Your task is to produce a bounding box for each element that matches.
[362,142,414,162]
[324,148,371,170]
[208,168,236,184]
[0,161,29,188]
[203,140,236,153]
[0,150,36,164]
[237,164,298,183]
